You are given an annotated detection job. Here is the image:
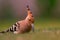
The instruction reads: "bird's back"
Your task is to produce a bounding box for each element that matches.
[17,20,32,33]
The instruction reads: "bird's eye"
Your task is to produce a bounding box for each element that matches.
[32,16,33,17]
[29,19,31,21]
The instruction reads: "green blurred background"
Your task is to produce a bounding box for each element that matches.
[0,0,60,40]
[0,0,60,19]
[0,0,60,20]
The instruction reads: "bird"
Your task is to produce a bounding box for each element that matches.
[0,5,35,34]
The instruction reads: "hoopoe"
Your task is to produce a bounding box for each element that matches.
[26,5,34,32]
[0,5,34,34]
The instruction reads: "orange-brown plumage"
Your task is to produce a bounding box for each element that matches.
[16,19,32,34]
[0,5,34,34]
[26,5,34,23]
[14,5,34,34]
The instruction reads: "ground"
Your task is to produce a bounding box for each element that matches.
[0,18,60,40]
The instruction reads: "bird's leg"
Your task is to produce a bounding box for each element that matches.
[31,23,34,32]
